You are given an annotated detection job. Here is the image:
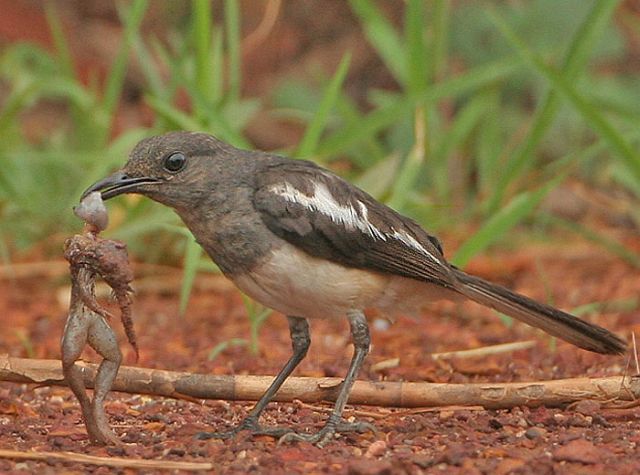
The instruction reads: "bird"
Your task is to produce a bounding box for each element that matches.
[82,131,626,446]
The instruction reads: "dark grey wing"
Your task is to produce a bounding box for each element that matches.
[254,160,627,357]
[253,160,457,288]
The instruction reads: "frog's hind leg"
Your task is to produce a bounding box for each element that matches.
[86,315,123,445]
[61,308,102,442]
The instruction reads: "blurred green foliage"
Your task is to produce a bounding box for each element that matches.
[0,0,638,279]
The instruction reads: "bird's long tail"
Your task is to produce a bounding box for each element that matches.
[452,268,626,355]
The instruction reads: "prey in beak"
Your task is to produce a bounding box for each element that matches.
[81,171,161,201]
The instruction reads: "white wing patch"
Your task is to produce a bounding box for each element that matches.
[271,181,384,239]
[390,230,435,257]
[270,181,440,263]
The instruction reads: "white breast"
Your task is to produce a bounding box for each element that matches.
[232,242,460,320]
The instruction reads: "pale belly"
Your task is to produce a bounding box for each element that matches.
[231,242,460,320]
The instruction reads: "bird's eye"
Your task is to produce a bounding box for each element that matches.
[163,152,187,173]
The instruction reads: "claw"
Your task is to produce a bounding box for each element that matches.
[195,417,296,441]
[277,420,376,447]
[195,416,260,440]
[197,417,376,446]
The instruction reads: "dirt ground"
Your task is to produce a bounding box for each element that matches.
[1,237,640,474]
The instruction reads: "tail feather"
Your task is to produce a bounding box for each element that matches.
[452,268,626,355]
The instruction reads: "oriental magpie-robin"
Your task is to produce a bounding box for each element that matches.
[82,131,626,445]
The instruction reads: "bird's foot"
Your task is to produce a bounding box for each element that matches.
[277,420,376,448]
[195,417,294,441]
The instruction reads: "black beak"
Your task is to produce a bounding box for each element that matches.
[81,171,161,201]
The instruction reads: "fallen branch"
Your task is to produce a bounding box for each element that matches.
[1,355,638,410]
[0,449,213,471]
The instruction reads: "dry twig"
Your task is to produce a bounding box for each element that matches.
[0,449,213,471]
[2,355,638,410]
[431,341,536,360]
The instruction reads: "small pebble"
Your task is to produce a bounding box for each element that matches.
[365,440,387,458]
[439,410,454,420]
[107,445,126,456]
[74,191,109,231]
[553,413,567,423]
[168,447,186,457]
[488,418,503,430]
[525,427,546,440]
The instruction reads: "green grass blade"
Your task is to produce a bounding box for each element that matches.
[296,53,351,158]
[349,0,406,84]
[249,307,272,355]
[487,0,621,212]
[388,108,426,211]
[45,3,104,143]
[102,0,148,125]
[572,298,639,318]
[334,94,386,166]
[102,0,148,117]
[318,58,520,157]
[0,228,9,266]
[431,92,493,199]
[145,95,204,130]
[211,28,224,103]
[148,88,251,147]
[44,3,74,78]
[179,235,203,315]
[429,0,450,81]
[0,84,37,135]
[612,161,640,199]
[542,213,640,269]
[405,0,428,95]
[208,338,247,361]
[476,89,502,196]
[489,9,640,185]
[192,0,214,101]
[317,94,410,158]
[425,58,520,103]
[354,152,400,198]
[128,30,165,99]
[560,1,621,79]
[224,0,241,102]
[452,174,566,268]
[148,36,181,104]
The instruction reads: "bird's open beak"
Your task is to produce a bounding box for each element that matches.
[80,171,161,201]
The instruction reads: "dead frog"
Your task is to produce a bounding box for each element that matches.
[61,191,138,445]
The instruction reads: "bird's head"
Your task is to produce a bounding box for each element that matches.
[81,132,234,209]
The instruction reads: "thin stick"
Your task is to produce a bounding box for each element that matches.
[0,449,213,471]
[1,355,638,410]
[390,405,486,417]
[633,332,639,375]
[431,340,536,360]
[293,399,390,420]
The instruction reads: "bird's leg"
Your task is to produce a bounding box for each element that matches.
[278,310,376,447]
[197,316,310,440]
[86,314,123,445]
